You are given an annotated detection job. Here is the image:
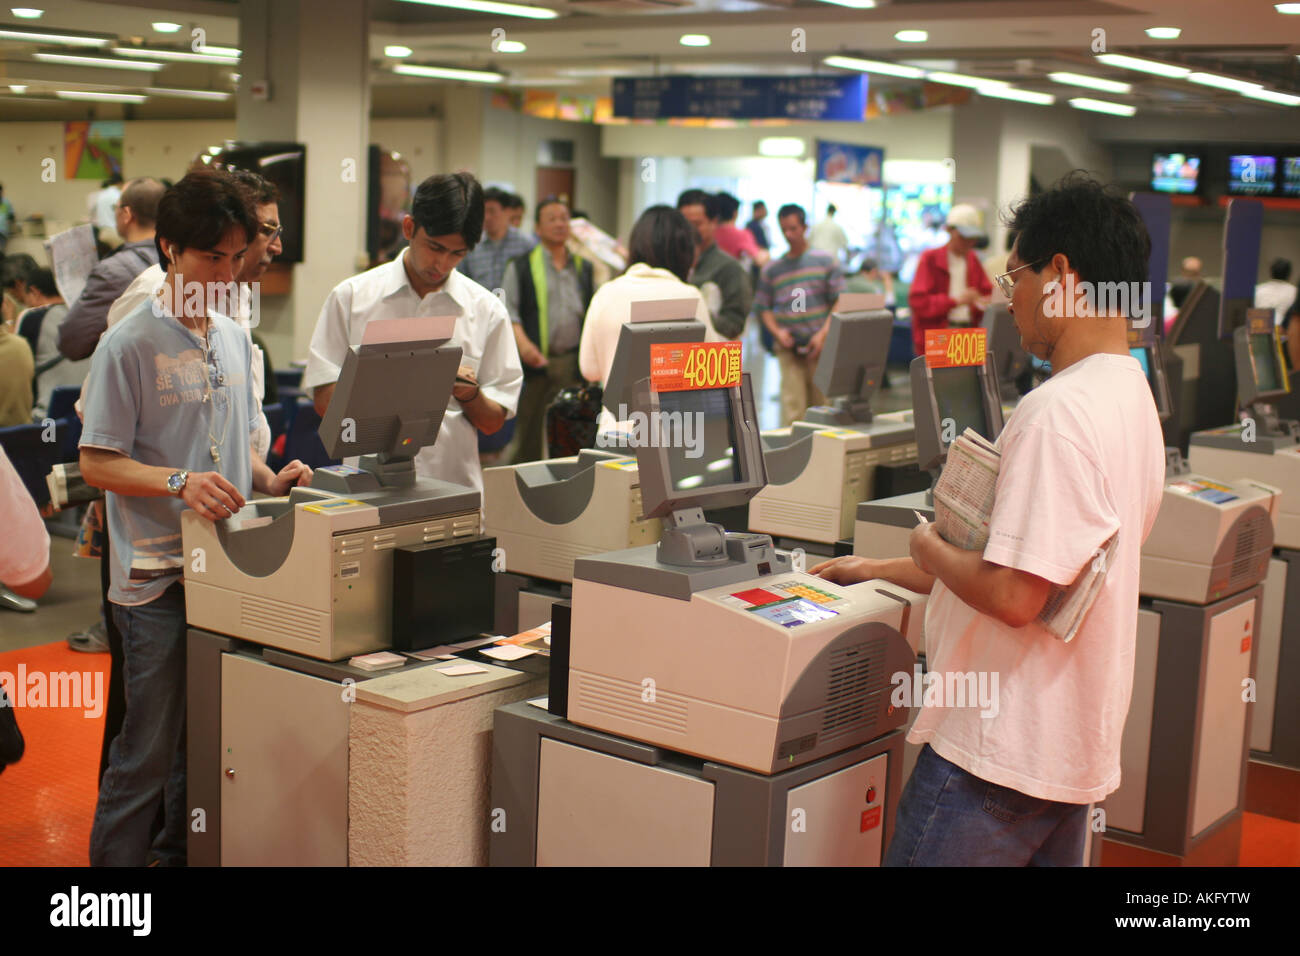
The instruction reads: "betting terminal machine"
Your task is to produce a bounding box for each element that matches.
[490,351,928,866]
[1187,310,1300,814]
[483,299,705,634]
[1102,316,1280,865]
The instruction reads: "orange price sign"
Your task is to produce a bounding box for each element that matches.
[650,341,743,392]
[925,327,987,369]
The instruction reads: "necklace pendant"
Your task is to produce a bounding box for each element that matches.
[210,444,220,463]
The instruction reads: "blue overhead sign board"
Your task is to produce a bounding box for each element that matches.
[816,141,883,186]
[612,74,867,121]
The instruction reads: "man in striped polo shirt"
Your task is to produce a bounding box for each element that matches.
[754,203,845,425]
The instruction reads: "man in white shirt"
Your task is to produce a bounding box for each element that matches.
[808,203,850,263]
[1255,258,1297,328]
[304,173,522,493]
[812,174,1166,866]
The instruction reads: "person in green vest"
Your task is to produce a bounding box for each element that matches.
[502,198,594,463]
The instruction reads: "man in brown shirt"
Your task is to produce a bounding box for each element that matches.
[0,320,33,426]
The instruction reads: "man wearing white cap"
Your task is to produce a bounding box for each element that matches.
[907,203,993,356]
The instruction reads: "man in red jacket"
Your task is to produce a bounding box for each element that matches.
[908,203,994,356]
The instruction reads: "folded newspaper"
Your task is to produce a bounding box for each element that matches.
[932,428,1117,642]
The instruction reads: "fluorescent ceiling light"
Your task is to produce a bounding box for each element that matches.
[926,71,1009,90]
[1145,27,1181,39]
[145,87,232,101]
[115,46,239,64]
[1275,3,1300,12]
[895,30,928,43]
[385,45,412,57]
[979,87,1055,105]
[1095,53,1189,78]
[1186,72,1262,93]
[0,27,108,46]
[393,63,504,83]
[680,34,710,47]
[822,55,925,78]
[1069,96,1136,116]
[56,90,146,103]
[1047,71,1131,94]
[152,22,181,33]
[498,40,526,53]
[8,84,26,93]
[394,0,558,19]
[1242,87,1300,105]
[35,52,162,70]
[11,7,42,17]
[758,136,805,157]
[814,0,877,7]
[505,76,581,86]
[199,44,240,57]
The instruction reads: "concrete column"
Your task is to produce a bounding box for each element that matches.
[236,0,370,363]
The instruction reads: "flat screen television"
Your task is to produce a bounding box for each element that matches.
[208,141,307,264]
[1227,154,1277,197]
[1281,157,1300,198]
[1151,153,1200,194]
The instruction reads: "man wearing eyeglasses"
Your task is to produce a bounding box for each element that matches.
[814,174,1166,866]
[305,172,521,493]
[907,203,994,357]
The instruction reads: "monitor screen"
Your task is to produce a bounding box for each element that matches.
[931,365,990,442]
[1130,346,1152,382]
[1250,332,1283,395]
[1152,153,1200,194]
[657,387,742,492]
[1282,157,1300,198]
[1227,155,1276,196]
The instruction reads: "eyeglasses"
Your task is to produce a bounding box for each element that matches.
[258,221,283,240]
[995,259,1044,298]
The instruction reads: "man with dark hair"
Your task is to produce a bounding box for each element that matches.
[462,185,535,294]
[677,189,751,340]
[26,268,83,418]
[80,168,312,865]
[1256,257,1296,327]
[505,192,526,230]
[813,172,1166,866]
[306,172,520,492]
[2,252,38,330]
[502,198,592,462]
[714,191,769,268]
[59,177,166,361]
[754,203,845,425]
[745,200,770,251]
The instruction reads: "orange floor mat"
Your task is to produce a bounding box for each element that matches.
[0,640,108,866]
[0,638,1296,866]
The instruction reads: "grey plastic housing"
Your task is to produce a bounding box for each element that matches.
[910,354,1005,473]
[986,303,1030,400]
[603,319,707,418]
[805,309,893,425]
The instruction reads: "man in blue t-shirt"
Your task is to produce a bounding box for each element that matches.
[79,170,311,867]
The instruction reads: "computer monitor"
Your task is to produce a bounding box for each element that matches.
[631,374,767,519]
[602,299,705,419]
[317,315,460,487]
[1236,310,1291,407]
[1282,157,1300,198]
[1130,344,1174,422]
[805,298,893,425]
[1227,155,1277,197]
[986,303,1030,399]
[910,353,1005,473]
[1151,152,1200,195]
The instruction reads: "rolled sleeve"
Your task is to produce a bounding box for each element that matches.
[301,285,353,391]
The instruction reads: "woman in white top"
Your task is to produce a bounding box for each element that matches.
[579,205,721,395]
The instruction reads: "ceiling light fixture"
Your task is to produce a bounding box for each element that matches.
[1095,53,1189,78]
[1145,27,1181,39]
[0,27,108,46]
[822,55,925,78]
[384,45,413,57]
[758,136,805,157]
[498,40,526,53]
[1242,87,1300,105]
[1047,71,1132,94]
[1069,96,1136,116]
[8,84,26,93]
[394,0,558,19]
[114,46,239,64]
[978,87,1055,105]
[1186,72,1263,93]
[895,30,927,43]
[145,87,232,101]
[393,62,505,83]
[813,0,877,8]
[35,52,163,70]
[680,34,710,47]
[151,21,181,33]
[926,71,1010,90]
[1275,3,1300,12]
[56,89,147,103]
[11,7,42,17]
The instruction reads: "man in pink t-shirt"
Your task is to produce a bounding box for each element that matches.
[712,191,769,269]
[813,174,1166,866]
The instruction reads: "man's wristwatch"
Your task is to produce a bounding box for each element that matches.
[167,470,189,496]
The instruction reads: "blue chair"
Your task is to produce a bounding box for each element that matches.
[262,402,286,444]
[274,368,304,391]
[280,398,340,470]
[0,422,64,511]
[46,385,82,463]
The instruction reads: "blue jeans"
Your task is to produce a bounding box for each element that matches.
[91,583,188,866]
[884,744,1089,866]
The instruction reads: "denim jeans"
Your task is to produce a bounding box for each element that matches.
[90,582,188,866]
[884,744,1089,866]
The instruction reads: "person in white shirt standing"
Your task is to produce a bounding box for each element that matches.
[1255,258,1297,328]
[304,172,522,493]
[812,173,1167,866]
[808,203,850,264]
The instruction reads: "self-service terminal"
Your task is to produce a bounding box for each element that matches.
[490,367,927,866]
[748,297,918,549]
